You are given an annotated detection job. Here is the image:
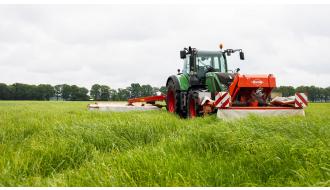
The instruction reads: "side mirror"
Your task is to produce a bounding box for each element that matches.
[180,50,186,59]
[239,51,245,60]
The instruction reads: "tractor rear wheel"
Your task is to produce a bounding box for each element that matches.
[187,91,201,118]
[166,80,184,117]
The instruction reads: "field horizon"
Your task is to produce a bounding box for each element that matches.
[0,101,329,186]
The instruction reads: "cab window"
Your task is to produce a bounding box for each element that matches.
[213,56,220,70]
[182,55,190,74]
[220,55,226,72]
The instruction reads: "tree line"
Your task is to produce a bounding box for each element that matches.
[0,82,329,102]
[0,83,167,101]
[273,86,330,102]
[89,83,167,101]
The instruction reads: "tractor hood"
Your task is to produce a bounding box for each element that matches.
[205,72,237,92]
[215,72,237,88]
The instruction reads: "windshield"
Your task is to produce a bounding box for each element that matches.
[196,53,226,73]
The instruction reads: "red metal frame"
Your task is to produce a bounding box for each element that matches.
[167,91,175,112]
[226,106,301,110]
[189,97,197,118]
[128,95,166,105]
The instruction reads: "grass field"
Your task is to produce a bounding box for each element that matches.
[0,101,329,186]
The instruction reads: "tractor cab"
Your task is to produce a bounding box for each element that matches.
[182,50,227,77]
[181,48,227,73]
[180,46,244,91]
[183,51,227,82]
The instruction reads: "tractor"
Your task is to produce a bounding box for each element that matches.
[89,44,308,120]
[166,45,245,118]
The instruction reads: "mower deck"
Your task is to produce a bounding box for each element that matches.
[88,102,161,112]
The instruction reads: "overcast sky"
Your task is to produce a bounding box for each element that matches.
[0,4,329,89]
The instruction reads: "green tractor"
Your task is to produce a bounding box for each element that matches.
[166,46,245,118]
[89,45,307,119]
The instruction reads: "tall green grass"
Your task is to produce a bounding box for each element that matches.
[0,101,329,186]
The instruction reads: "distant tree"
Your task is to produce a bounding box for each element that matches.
[0,83,11,100]
[7,85,15,100]
[141,84,153,97]
[128,83,142,98]
[109,89,118,101]
[307,86,318,102]
[37,84,54,100]
[29,85,39,100]
[62,85,89,101]
[273,86,295,97]
[90,84,101,101]
[77,87,89,101]
[61,84,72,100]
[70,85,89,101]
[317,86,324,102]
[11,83,30,100]
[325,87,330,102]
[296,86,308,94]
[69,85,79,100]
[319,88,327,102]
[54,85,63,101]
[100,85,110,101]
[117,88,130,101]
[159,86,167,95]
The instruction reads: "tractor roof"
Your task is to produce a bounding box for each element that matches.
[196,50,223,55]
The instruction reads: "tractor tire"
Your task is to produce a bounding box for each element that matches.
[187,90,201,118]
[166,80,184,117]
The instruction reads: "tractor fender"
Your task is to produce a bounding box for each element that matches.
[166,75,181,91]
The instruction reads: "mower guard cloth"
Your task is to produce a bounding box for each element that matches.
[217,107,305,120]
[270,96,295,106]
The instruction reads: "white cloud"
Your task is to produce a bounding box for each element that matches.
[0,4,329,89]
